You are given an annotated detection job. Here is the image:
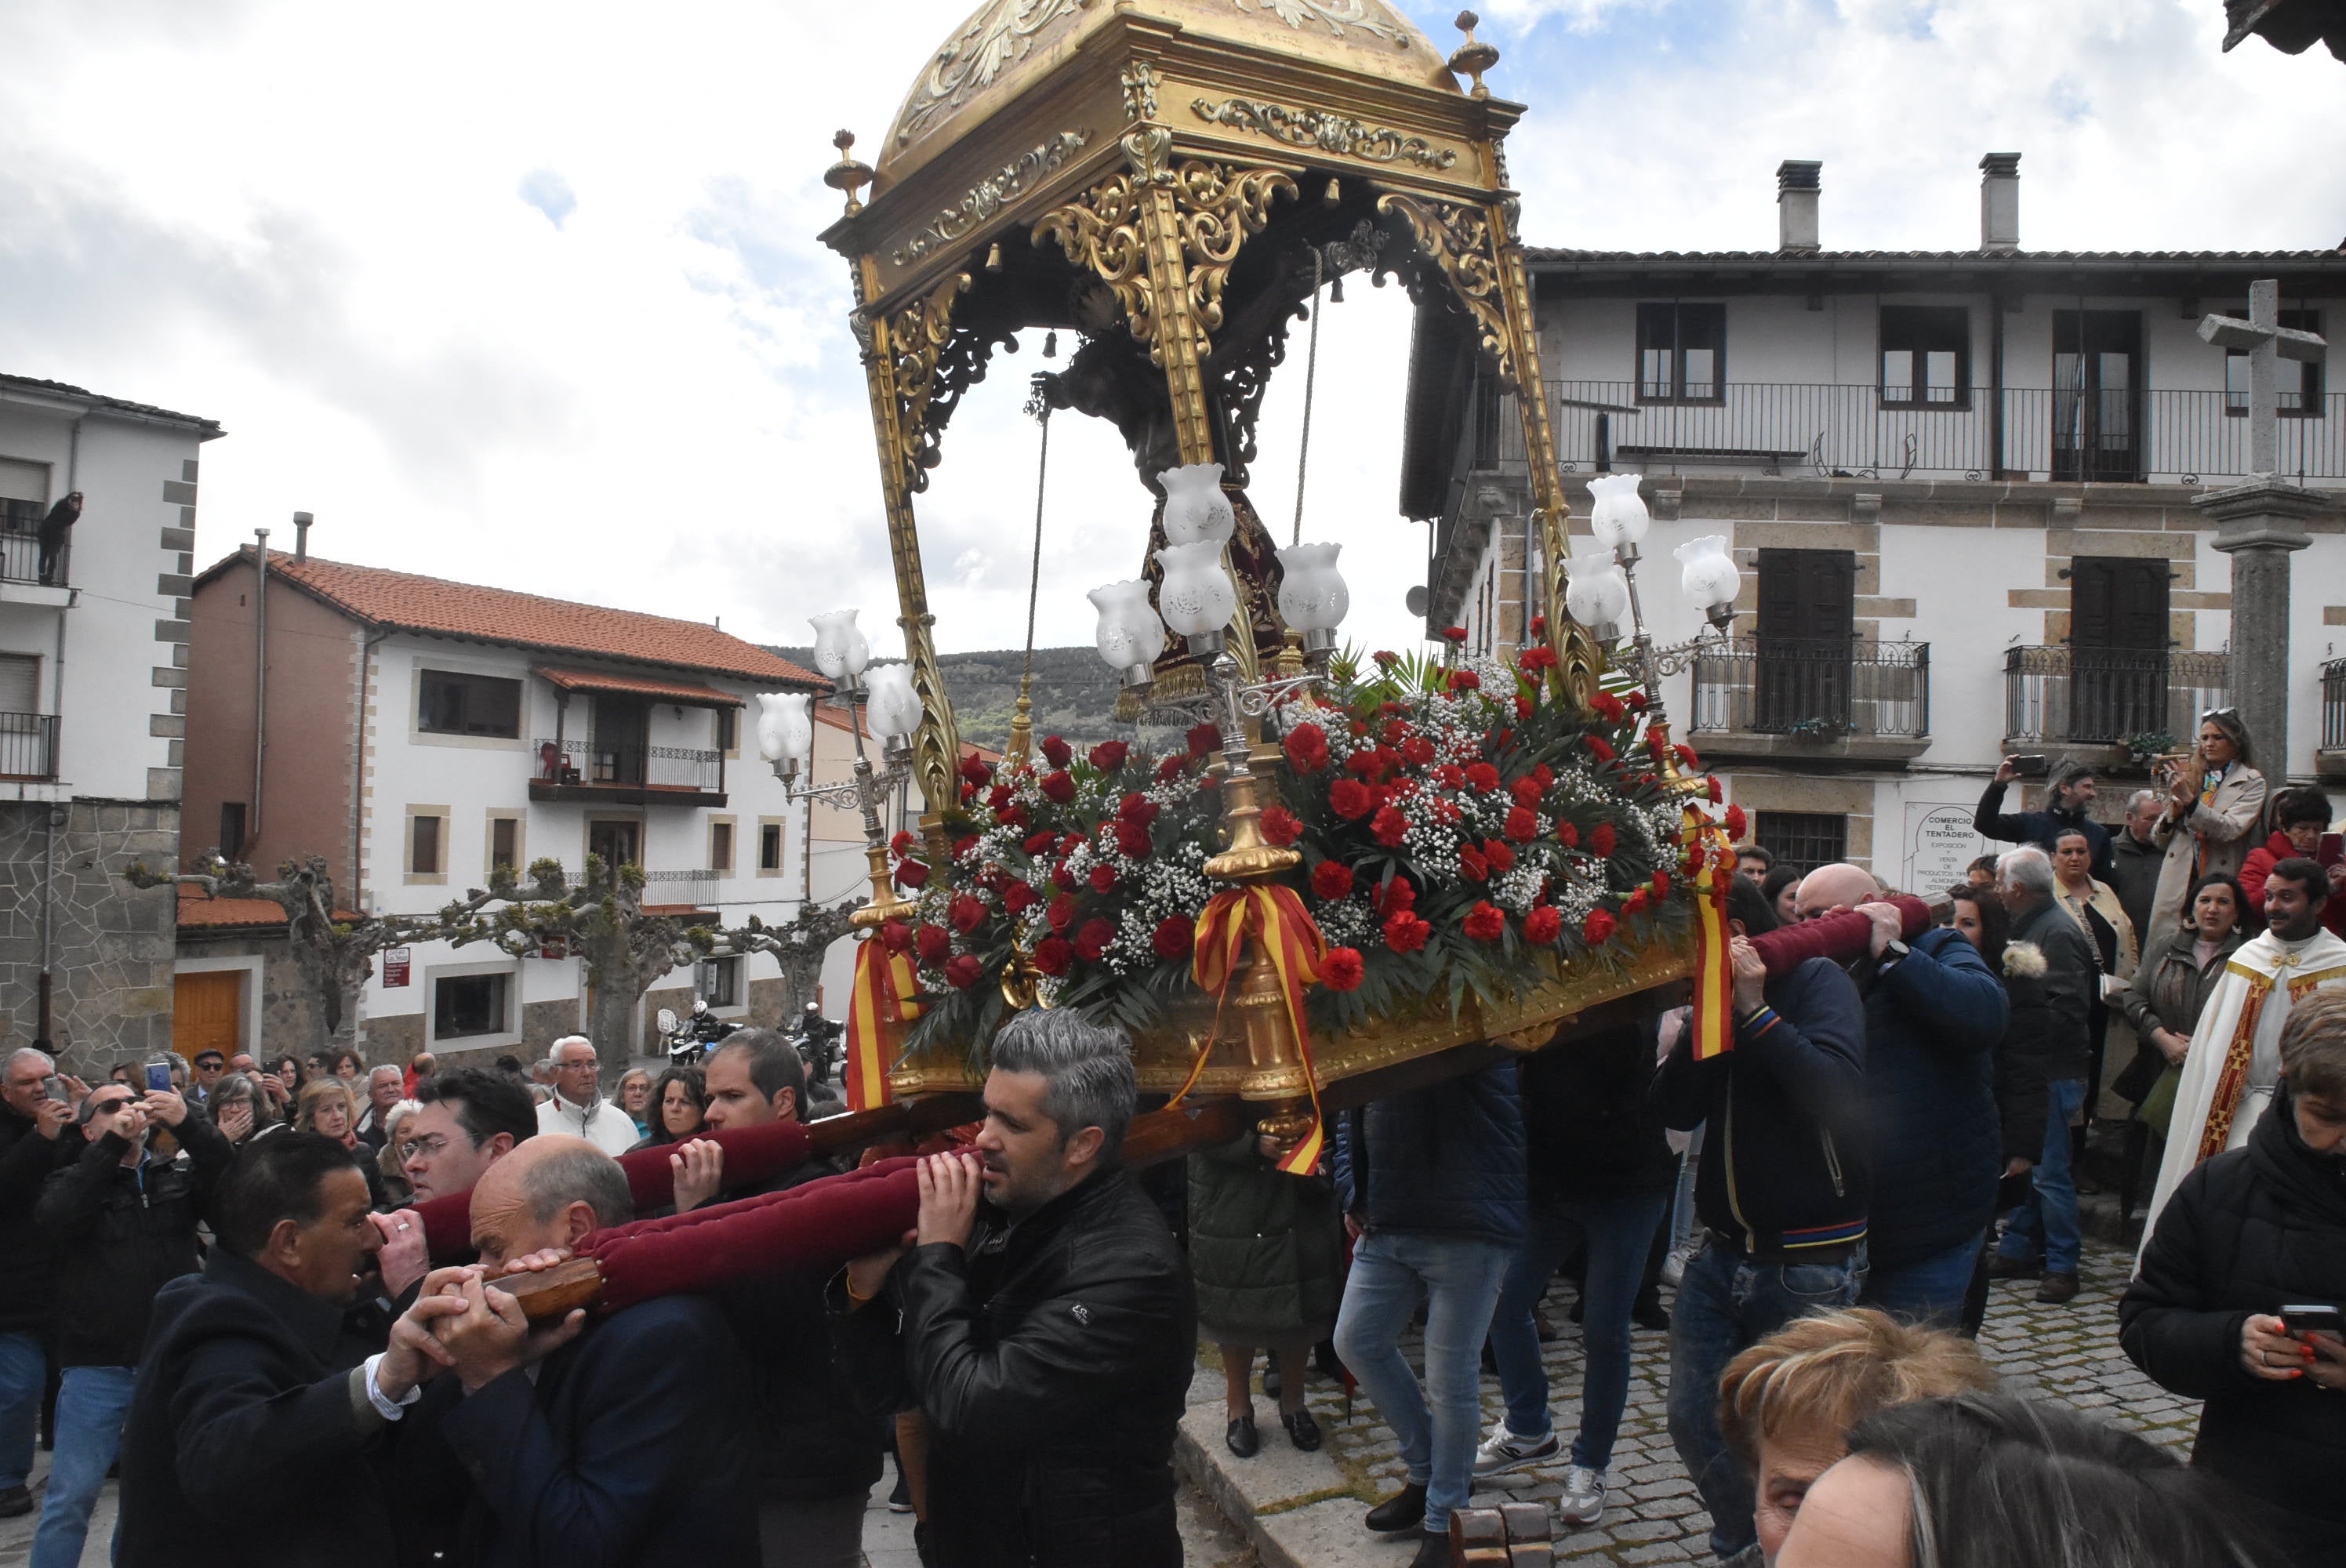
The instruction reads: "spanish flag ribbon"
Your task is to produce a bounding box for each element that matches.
[1685,807,1737,1061]
[844,936,924,1113]
[1174,884,1331,1176]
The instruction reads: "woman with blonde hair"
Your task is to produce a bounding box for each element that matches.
[296,1076,385,1205]
[2145,708,2268,950]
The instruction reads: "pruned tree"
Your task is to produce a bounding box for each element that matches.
[716,897,860,1019]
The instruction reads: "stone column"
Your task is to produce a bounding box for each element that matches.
[2196,478,2339,776]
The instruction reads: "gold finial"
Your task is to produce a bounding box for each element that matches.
[1005,673,1034,766]
[1449,11,1500,98]
[825,129,874,216]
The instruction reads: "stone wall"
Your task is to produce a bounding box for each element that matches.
[520,997,580,1051]
[363,1011,427,1069]
[0,800,179,1074]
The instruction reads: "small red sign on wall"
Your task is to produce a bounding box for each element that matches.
[382,948,411,988]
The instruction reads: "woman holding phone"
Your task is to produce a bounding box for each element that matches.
[2144,709,2268,952]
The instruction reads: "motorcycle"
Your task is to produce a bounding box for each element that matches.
[657,997,741,1065]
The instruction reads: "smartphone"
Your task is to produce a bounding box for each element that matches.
[40,1075,65,1104]
[143,1060,172,1094]
[2281,1304,2344,1344]
[2320,833,2343,869]
[2008,754,2048,779]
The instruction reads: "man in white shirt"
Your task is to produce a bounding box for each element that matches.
[532,1036,636,1157]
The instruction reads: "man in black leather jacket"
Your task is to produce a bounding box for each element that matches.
[836,1010,1195,1568]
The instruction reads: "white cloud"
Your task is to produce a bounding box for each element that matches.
[0,0,2337,688]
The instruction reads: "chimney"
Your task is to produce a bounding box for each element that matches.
[292,511,313,561]
[1979,153,2021,252]
[1777,160,1821,255]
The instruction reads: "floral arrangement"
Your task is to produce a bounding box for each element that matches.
[885,632,1732,1056]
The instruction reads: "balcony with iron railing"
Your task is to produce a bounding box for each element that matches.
[1545,381,2346,485]
[2003,648,2230,764]
[1687,637,1931,765]
[528,737,725,806]
[0,713,58,780]
[0,499,70,593]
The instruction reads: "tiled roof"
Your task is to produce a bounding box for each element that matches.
[198,549,826,688]
[174,887,359,929]
[533,666,743,706]
[0,372,224,436]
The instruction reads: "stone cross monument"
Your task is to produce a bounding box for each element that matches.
[2193,279,2335,778]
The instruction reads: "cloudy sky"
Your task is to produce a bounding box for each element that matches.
[2,0,2339,665]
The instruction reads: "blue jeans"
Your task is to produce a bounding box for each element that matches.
[1998,1076,2086,1274]
[1488,1193,1668,1472]
[1332,1230,1512,1534]
[31,1365,135,1568]
[1667,1237,1865,1562]
[0,1330,42,1490]
[1861,1229,1988,1329]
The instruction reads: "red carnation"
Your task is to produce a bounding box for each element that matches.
[1591,822,1617,858]
[1186,721,1222,758]
[1374,877,1417,916]
[1283,723,1331,774]
[1041,735,1073,770]
[1725,804,1748,840]
[1442,626,1469,644]
[1048,892,1077,933]
[1558,822,1581,849]
[1040,769,1075,804]
[1089,864,1117,895]
[1329,779,1375,820]
[1465,762,1500,794]
[1463,902,1506,942]
[1022,831,1056,856]
[1157,755,1189,783]
[959,754,992,786]
[890,829,915,856]
[1371,806,1409,848]
[1482,839,1515,874]
[1089,740,1129,771]
[1509,777,1542,809]
[1312,860,1355,899]
[1529,615,1547,638]
[1448,669,1481,693]
[1383,912,1432,953]
[1034,937,1074,977]
[1401,735,1435,767]
[1585,735,1616,764]
[1534,764,1554,789]
[949,894,987,934]
[1506,805,1538,843]
[880,918,914,953]
[1515,697,1534,720]
[1677,743,1701,769]
[894,858,930,888]
[1372,650,1400,668]
[1583,908,1618,946]
[1708,775,1724,804]
[944,953,984,990]
[1652,869,1671,901]
[1458,845,1489,882]
[1074,917,1117,963]
[1262,806,1305,848]
[1003,881,1039,916]
[1590,691,1625,722]
[1322,946,1365,992]
[1517,644,1558,675]
[1346,750,1382,780]
[1150,916,1193,961]
[986,784,1011,811]
[916,924,951,965]
[1624,888,1650,916]
[1117,819,1153,859]
[1524,906,1563,944]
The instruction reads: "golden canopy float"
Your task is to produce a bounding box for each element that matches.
[810,0,1743,1133]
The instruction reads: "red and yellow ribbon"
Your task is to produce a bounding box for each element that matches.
[1175,884,1331,1176]
[844,937,924,1113]
[1685,807,1736,1061]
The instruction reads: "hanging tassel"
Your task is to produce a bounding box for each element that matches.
[1684,807,1736,1060]
[1330,274,1345,305]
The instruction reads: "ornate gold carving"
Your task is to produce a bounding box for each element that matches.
[1378,193,1514,391]
[825,130,874,216]
[1175,162,1298,349]
[892,0,1085,151]
[1120,60,1161,122]
[884,271,974,493]
[890,130,1091,267]
[1189,96,1456,169]
[1034,175,1159,351]
[1229,0,1406,45]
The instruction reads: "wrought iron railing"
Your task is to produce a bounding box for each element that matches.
[1545,381,2346,484]
[1688,637,1930,740]
[534,737,721,793]
[0,500,68,587]
[644,869,719,887]
[2003,648,2231,747]
[0,713,58,779]
[2323,658,2346,753]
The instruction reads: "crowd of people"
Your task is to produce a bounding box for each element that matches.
[0,715,2341,1567]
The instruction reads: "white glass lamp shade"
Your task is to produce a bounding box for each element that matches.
[807,610,870,681]
[1563,550,1631,631]
[1153,541,1238,637]
[1675,535,1742,613]
[1586,474,1651,551]
[1275,543,1349,633]
[1157,463,1236,546]
[1087,580,1166,672]
[862,665,924,740]
[757,693,814,763]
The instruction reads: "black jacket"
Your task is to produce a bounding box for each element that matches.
[1974,779,2114,884]
[0,1101,67,1336]
[831,1167,1196,1568]
[118,1250,418,1568]
[2110,826,2164,943]
[37,1115,233,1367]
[1654,956,1870,1261]
[419,1294,757,1568]
[2001,899,2097,1084]
[1857,928,2010,1269]
[2119,1089,2346,1566]
[1520,1025,1676,1205]
[1332,1059,1527,1245]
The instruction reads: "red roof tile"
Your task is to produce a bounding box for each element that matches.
[198,549,825,688]
[174,887,359,929]
[534,666,743,706]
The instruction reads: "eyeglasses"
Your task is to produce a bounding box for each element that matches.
[399,1134,454,1162]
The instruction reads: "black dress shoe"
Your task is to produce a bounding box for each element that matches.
[1985,1251,2042,1280]
[1226,1414,1259,1457]
[0,1483,29,1519]
[1407,1529,1451,1568]
[1365,1482,1426,1534]
[1262,1363,1281,1400]
[1283,1407,1321,1451]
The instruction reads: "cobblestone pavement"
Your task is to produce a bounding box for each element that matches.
[1182,1236,2198,1566]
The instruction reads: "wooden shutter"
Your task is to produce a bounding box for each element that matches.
[0,654,38,713]
[2069,558,2168,649]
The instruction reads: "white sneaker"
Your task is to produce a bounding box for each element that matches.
[1661,1244,1694,1289]
[1557,1464,1606,1526]
[1473,1423,1561,1476]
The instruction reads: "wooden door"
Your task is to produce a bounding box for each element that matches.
[2068,557,2170,742]
[2052,311,2143,481]
[590,696,648,786]
[1754,549,1856,732]
[173,971,242,1062]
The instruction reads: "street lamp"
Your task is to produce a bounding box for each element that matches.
[1570,476,1741,726]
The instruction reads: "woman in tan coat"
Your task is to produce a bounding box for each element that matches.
[2144,708,2267,952]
